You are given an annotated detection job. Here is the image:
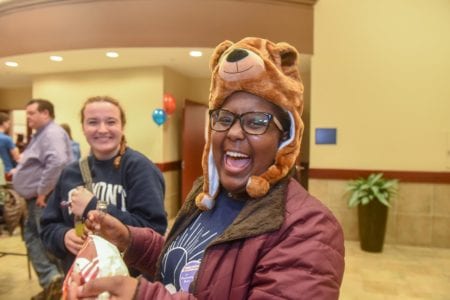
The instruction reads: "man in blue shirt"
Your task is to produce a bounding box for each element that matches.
[12,99,72,300]
[0,112,20,180]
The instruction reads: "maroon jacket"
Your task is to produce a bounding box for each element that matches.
[125,177,345,299]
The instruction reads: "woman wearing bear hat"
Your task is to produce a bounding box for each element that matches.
[68,37,344,300]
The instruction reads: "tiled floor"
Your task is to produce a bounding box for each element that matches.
[0,230,41,300]
[342,240,450,299]
[1,231,449,300]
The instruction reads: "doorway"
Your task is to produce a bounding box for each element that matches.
[181,100,208,202]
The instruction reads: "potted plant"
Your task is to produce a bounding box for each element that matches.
[347,173,398,252]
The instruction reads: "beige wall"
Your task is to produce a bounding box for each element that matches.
[162,67,190,162]
[33,67,165,160]
[311,0,450,172]
[310,0,450,248]
[299,61,311,163]
[162,68,190,217]
[0,87,31,109]
[187,78,210,105]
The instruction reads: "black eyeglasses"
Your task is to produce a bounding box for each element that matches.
[209,109,283,135]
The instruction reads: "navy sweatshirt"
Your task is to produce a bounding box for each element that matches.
[41,148,167,273]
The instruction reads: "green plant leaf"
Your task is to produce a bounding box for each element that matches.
[348,191,360,207]
[368,173,383,185]
[377,194,391,207]
[372,188,385,201]
[370,185,380,194]
[361,196,370,205]
[360,183,370,190]
[346,172,398,208]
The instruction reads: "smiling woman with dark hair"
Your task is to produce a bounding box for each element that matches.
[67,38,344,300]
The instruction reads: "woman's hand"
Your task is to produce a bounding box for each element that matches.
[69,275,138,300]
[64,229,85,255]
[85,211,131,253]
[70,186,94,217]
[68,272,83,300]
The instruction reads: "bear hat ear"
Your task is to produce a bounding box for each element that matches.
[210,40,234,70]
[277,42,300,79]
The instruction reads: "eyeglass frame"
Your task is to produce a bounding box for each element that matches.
[209,108,284,135]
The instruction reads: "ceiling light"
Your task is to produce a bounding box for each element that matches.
[106,51,119,58]
[189,50,203,57]
[5,61,18,67]
[50,55,63,62]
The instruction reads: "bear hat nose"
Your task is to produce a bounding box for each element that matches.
[226,49,248,62]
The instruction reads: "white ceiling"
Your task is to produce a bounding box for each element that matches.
[0,47,310,89]
[0,47,215,88]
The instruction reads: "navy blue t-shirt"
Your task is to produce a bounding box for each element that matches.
[161,192,246,292]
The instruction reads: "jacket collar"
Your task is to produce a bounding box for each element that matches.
[154,176,289,281]
[173,176,288,244]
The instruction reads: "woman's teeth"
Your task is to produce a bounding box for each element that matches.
[226,151,249,158]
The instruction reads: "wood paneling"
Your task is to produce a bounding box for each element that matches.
[155,160,182,173]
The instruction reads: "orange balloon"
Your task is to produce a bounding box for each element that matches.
[163,93,176,115]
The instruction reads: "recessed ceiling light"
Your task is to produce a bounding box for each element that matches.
[106,51,119,58]
[189,50,203,57]
[50,55,63,62]
[5,61,18,67]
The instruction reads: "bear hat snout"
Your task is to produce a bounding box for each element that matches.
[226,49,249,62]
[219,48,265,81]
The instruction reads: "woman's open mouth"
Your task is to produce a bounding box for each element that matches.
[224,151,251,173]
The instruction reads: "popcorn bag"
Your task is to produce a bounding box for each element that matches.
[62,234,129,300]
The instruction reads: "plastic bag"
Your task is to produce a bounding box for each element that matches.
[62,234,129,299]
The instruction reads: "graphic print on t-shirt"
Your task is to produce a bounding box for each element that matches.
[161,216,217,292]
[92,182,127,210]
[161,192,246,293]
[67,182,127,215]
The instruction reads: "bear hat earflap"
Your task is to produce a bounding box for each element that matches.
[195,37,304,210]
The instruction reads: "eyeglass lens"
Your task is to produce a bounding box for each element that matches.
[210,109,271,135]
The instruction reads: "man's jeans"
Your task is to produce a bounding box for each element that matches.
[24,199,61,288]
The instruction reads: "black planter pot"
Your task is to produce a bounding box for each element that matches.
[358,200,388,252]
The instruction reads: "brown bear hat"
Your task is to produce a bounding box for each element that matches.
[195,37,304,210]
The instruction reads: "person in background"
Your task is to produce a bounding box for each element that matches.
[0,158,5,235]
[0,112,20,181]
[12,99,72,300]
[61,123,81,162]
[41,96,167,276]
[67,38,344,300]
[15,133,27,153]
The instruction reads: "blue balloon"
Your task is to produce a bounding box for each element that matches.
[152,108,167,126]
